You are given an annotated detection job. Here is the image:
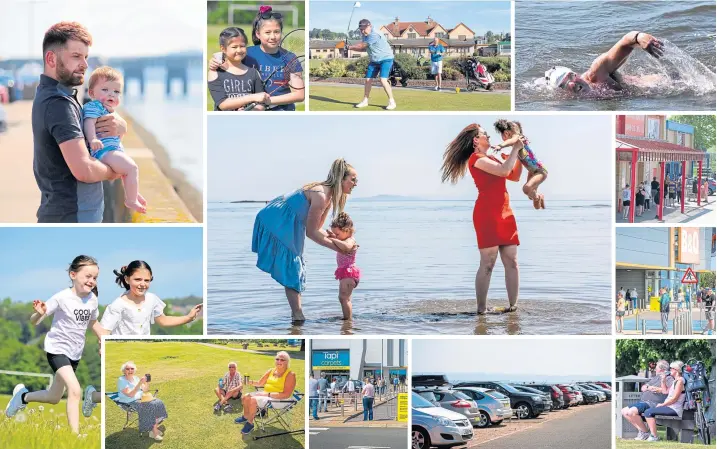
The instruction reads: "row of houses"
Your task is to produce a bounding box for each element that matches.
[310,17,510,60]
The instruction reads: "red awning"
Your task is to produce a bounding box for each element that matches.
[616,135,706,162]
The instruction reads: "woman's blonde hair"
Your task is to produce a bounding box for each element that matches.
[303,159,355,216]
[120,361,137,374]
[276,351,291,366]
[441,123,483,184]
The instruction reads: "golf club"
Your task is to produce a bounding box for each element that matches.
[346,1,361,39]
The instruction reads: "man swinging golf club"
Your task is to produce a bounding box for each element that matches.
[347,19,397,110]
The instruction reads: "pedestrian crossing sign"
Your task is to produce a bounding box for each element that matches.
[681,268,698,284]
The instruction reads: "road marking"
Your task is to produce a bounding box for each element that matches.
[311,428,330,430]
[346,447,392,449]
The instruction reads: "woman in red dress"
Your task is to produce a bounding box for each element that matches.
[441,123,523,314]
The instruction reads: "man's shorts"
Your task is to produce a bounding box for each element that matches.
[706,309,715,320]
[431,61,443,75]
[629,401,652,414]
[366,59,394,79]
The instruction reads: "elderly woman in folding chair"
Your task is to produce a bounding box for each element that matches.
[235,351,297,435]
[117,361,168,441]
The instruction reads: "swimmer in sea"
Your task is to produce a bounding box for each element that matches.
[545,31,665,94]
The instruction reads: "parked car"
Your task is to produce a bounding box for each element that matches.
[414,388,483,427]
[555,384,578,408]
[453,386,510,427]
[569,387,584,405]
[524,384,565,410]
[570,384,600,404]
[454,381,545,419]
[412,392,473,449]
[592,381,612,390]
[579,383,612,400]
[511,385,554,411]
[0,103,6,133]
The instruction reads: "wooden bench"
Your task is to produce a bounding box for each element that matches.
[655,410,695,443]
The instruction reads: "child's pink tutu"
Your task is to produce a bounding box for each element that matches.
[335,265,361,285]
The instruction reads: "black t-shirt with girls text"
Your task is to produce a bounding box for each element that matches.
[208,68,264,111]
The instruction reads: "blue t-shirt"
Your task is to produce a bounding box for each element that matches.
[244,45,302,111]
[660,293,671,312]
[82,100,122,151]
[117,376,142,403]
[362,31,394,63]
[428,43,445,62]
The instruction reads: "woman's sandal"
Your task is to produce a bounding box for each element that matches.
[148,431,163,441]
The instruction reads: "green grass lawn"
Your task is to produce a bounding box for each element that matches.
[225,342,302,353]
[0,394,101,449]
[309,84,510,111]
[616,429,706,448]
[105,341,305,449]
[206,24,305,112]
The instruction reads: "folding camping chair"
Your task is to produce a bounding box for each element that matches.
[252,390,305,440]
[106,389,159,433]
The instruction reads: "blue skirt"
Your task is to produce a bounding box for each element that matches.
[252,190,310,292]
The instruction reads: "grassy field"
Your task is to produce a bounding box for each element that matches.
[0,394,101,449]
[225,342,302,353]
[105,341,305,449]
[309,84,510,111]
[206,24,305,112]
[616,429,706,448]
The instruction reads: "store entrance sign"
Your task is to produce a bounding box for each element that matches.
[678,227,700,264]
[312,350,350,370]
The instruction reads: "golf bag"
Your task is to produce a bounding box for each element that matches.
[461,57,495,91]
[387,60,410,87]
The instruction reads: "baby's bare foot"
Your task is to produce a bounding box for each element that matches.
[137,193,147,206]
[126,200,147,214]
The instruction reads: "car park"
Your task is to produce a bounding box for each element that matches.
[579,383,612,400]
[412,391,474,449]
[454,381,545,419]
[453,386,511,427]
[555,384,578,408]
[512,385,554,411]
[570,384,600,404]
[522,384,565,411]
[413,388,483,427]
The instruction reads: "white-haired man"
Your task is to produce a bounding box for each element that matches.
[214,361,243,413]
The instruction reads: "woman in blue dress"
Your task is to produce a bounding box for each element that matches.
[252,159,358,322]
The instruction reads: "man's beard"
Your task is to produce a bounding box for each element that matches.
[56,57,85,86]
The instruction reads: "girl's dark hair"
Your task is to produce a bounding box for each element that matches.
[494,119,523,136]
[219,27,248,49]
[441,123,482,184]
[69,255,99,296]
[252,7,284,46]
[330,212,355,233]
[113,260,153,290]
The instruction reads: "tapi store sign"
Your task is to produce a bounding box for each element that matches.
[678,227,700,264]
[312,350,350,370]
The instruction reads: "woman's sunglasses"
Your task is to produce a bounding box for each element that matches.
[260,11,283,20]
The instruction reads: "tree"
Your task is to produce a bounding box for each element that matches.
[668,115,716,151]
[616,339,714,378]
[484,31,495,44]
[320,29,333,40]
[700,270,715,289]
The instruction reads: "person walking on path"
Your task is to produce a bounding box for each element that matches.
[616,293,625,333]
[318,373,330,413]
[441,123,523,315]
[704,287,715,335]
[309,372,319,420]
[348,19,397,110]
[362,378,375,421]
[659,287,670,333]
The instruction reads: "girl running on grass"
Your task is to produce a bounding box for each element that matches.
[208,27,269,111]
[99,260,202,335]
[5,256,104,433]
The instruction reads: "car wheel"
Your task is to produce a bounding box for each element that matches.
[476,411,490,428]
[390,79,397,87]
[412,427,430,449]
[515,402,532,419]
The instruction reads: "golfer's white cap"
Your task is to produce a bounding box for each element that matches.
[545,66,574,89]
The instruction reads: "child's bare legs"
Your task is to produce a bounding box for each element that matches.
[25,366,81,433]
[101,151,147,214]
[338,278,356,320]
[523,171,547,209]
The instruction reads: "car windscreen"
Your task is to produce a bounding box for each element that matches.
[452,391,472,401]
[412,392,435,408]
[497,383,520,394]
[484,389,507,399]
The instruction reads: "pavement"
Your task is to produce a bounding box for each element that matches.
[346,397,397,422]
[467,402,610,449]
[616,195,716,224]
[620,306,713,335]
[310,427,408,449]
[310,393,407,428]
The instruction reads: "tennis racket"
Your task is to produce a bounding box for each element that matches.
[244,28,305,111]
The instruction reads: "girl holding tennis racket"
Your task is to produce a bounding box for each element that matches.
[210,5,304,111]
[208,27,270,111]
[5,256,104,433]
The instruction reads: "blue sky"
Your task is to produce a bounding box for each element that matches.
[0,227,203,304]
[208,115,612,201]
[413,339,611,378]
[310,0,511,36]
[0,0,203,59]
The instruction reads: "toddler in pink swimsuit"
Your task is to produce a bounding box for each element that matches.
[328,212,360,320]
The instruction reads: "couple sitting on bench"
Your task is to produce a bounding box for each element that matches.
[621,359,686,442]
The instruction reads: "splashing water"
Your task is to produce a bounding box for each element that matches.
[524,39,715,100]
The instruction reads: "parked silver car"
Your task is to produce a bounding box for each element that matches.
[454,386,510,427]
[412,392,473,449]
[414,388,482,427]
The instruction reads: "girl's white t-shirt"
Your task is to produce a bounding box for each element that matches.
[44,288,99,360]
[622,188,631,201]
[100,292,165,336]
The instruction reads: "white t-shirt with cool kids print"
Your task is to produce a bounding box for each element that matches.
[100,292,166,335]
[44,288,99,360]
